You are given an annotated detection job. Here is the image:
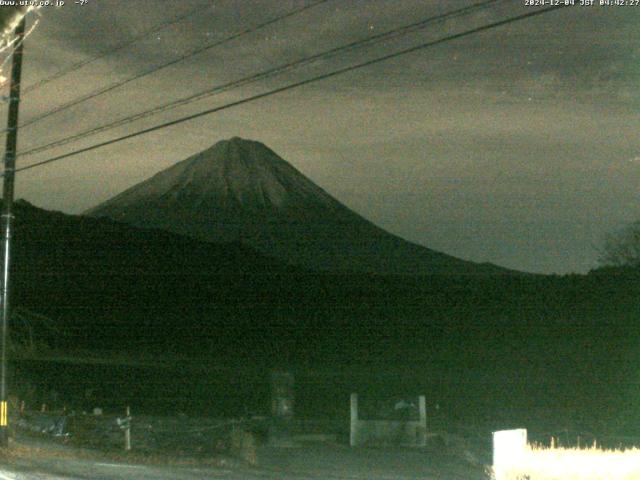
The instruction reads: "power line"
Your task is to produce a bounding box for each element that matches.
[17,0,331,129]
[19,0,505,159]
[12,4,568,176]
[21,1,214,95]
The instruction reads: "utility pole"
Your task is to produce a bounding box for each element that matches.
[0,16,26,447]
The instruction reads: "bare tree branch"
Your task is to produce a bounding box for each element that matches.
[598,221,640,268]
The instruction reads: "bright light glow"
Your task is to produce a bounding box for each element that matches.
[494,443,640,480]
[2,6,35,43]
[0,8,41,88]
[493,428,527,477]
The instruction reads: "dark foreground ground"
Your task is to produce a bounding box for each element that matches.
[0,430,489,480]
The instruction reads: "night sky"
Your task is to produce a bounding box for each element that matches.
[1,0,639,274]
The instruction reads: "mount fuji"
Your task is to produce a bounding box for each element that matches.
[85,137,512,275]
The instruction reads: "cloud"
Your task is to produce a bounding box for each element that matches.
[11,0,640,274]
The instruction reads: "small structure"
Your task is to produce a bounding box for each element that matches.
[350,393,427,447]
[269,371,295,446]
[270,371,294,419]
[492,428,527,480]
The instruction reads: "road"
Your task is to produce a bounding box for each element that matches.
[0,437,488,479]
[0,460,458,480]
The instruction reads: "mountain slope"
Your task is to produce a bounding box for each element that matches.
[86,137,514,275]
[0,200,302,354]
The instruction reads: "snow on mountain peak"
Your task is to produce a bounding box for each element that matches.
[88,137,337,213]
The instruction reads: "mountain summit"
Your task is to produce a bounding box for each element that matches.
[86,137,511,275]
[93,137,342,212]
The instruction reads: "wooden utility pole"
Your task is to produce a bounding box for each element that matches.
[0,16,26,447]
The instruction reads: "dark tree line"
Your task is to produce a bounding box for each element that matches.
[599,220,640,268]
